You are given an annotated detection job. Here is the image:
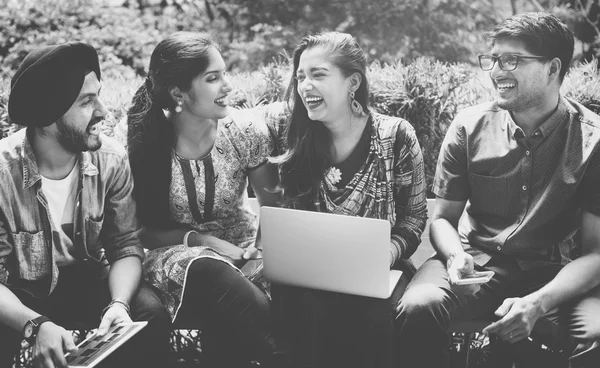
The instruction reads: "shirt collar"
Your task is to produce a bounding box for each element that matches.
[21,128,99,189]
[501,96,569,139]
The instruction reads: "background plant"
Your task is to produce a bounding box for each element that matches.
[3,55,599,195]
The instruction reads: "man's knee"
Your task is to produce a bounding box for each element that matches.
[569,288,600,343]
[396,283,449,321]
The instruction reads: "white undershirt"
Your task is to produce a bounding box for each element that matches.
[40,162,79,266]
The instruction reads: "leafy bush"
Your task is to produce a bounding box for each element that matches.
[2,52,600,194]
[0,0,216,81]
[369,58,479,194]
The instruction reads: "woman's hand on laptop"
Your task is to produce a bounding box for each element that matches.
[243,245,262,260]
[33,322,77,368]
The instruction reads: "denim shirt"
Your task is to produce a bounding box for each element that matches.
[433,96,600,270]
[0,129,144,297]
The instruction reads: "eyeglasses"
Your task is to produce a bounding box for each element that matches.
[478,54,547,71]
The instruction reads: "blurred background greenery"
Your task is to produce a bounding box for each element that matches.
[1,0,600,194]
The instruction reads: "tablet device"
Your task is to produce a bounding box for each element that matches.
[64,321,147,367]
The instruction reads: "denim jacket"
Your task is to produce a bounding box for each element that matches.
[0,129,144,297]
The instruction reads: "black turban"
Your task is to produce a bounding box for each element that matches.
[8,42,101,128]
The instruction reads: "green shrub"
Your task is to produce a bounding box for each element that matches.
[369,58,483,194]
[2,54,600,194]
[562,59,600,114]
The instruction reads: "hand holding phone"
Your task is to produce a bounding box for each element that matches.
[453,270,495,285]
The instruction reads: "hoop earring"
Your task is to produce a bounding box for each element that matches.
[350,91,364,117]
[174,101,183,114]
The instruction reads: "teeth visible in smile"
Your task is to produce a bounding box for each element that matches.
[215,96,227,105]
[497,82,515,89]
[305,96,323,103]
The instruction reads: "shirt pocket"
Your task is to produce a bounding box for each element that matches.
[85,215,105,260]
[11,231,49,280]
[467,172,520,219]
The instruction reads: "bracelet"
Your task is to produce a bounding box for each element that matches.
[100,299,131,321]
[183,230,199,247]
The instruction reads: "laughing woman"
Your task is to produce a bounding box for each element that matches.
[126,32,281,368]
[270,32,428,368]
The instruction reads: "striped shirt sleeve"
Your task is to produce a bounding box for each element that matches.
[390,122,428,263]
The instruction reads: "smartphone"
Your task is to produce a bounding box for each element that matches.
[453,270,495,285]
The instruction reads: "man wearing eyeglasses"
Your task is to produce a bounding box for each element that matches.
[395,12,600,367]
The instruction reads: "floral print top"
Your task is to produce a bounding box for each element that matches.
[143,107,274,320]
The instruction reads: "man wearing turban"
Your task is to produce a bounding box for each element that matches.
[0,42,171,368]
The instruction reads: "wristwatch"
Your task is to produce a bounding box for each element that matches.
[23,316,52,344]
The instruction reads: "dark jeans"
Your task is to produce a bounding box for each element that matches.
[395,255,600,368]
[0,262,171,368]
[271,269,412,368]
[175,257,277,368]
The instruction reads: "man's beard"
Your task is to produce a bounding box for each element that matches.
[56,118,102,154]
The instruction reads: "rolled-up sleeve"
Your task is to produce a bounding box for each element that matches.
[390,123,428,261]
[101,154,144,262]
[432,116,469,200]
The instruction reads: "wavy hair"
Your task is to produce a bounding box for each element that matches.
[275,31,370,208]
[127,32,218,229]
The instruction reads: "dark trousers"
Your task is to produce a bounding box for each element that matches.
[175,258,277,368]
[271,270,412,368]
[394,255,600,368]
[0,262,171,368]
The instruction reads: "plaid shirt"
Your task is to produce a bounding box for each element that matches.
[433,96,600,270]
[0,129,144,297]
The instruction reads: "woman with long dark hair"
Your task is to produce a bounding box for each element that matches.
[126,32,281,367]
[271,32,428,368]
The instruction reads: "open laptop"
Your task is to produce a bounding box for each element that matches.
[260,207,402,299]
[64,321,147,367]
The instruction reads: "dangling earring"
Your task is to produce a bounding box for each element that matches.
[350,91,364,117]
[174,101,183,114]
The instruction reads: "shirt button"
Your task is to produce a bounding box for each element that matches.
[525,150,530,156]
[522,185,527,191]
[76,232,81,237]
[497,246,502,250]
[534,131,540,136]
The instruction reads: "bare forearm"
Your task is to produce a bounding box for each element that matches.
[430,218,464,261]
[0,284,41,332]
[108,256,142,304]
[530,253,600,314]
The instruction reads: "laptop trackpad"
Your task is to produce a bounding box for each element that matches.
[388,270,403,297]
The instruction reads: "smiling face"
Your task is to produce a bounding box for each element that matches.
[179,47,232,121]
[52,71,107,153]
[295,46,354,125]
[489,38,552,112]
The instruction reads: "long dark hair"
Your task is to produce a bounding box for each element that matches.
[127,32,218,229]
[275,31,370,208]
